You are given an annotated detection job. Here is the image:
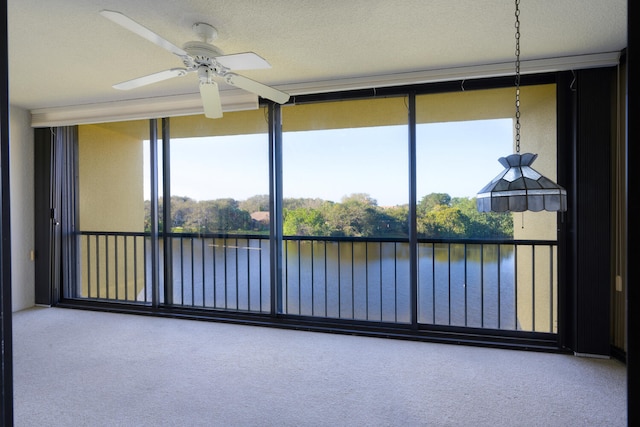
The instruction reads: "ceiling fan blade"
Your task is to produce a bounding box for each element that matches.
[200,82,223,118]
[224,73,290,104]
[113,68,188,90]
[215,52,271,70]
[100,10,188,58]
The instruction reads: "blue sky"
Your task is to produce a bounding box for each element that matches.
[145,118,512,206]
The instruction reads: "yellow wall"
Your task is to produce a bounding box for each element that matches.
[283,97,408,131]
[78,121,146,232]
[171,108,268,138]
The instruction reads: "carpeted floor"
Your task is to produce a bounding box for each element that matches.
[12,307,627,426]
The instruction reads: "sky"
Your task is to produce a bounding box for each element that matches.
[144,118,513,206]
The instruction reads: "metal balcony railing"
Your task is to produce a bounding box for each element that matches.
[77,232,558,334]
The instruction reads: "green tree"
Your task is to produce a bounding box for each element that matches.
[418,205,468,238]
[171,196,197,231]
[198,198,252,232]
[283,197,326,210]
[417,193,451,216]
[283,207,329,236]
[378,205,409,237]
[452,197,513,238]
[239,194,270,213]
[322,193,381,237]
[143,192,513,238]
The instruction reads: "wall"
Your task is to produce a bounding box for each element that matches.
[10,105,35,312]
[78,123,145,232]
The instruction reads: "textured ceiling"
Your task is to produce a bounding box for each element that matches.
[8,0,627,113]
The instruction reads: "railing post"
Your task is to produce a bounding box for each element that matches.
[149,119,160,308]
[162,118,173,305]
[0,0,13,421]
[269,103,284,315]
[408,92,419,328]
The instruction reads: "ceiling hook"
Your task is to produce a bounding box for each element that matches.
[570,70,577,91]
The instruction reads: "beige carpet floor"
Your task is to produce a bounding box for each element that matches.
[12,307,627,426]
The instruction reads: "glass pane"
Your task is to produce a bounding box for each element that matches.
[415,85,559,332]
[282,97,410,322]
[282,97,409,238]
[77,120,150,303]
[163,111,270,312]
[417,118,514,239]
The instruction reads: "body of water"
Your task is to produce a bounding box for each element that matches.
[144,237,523,330]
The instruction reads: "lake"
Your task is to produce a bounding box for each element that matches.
[146,237,526,331]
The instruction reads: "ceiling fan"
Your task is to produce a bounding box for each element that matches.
[100,10,290,119]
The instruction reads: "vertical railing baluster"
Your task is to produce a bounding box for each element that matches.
[105,235,110,300]
[394,242,398,323]
[431,242,435,324]
[379,242,383,322]
[201,237,206,308]
[180,236,185,305]
[365,242,369,321]
[133,236,138,302]
[324,241,328,317]
[224,237,228,310]
[480,243,484,328]
[513,244,518,330]
[351,241,355,320]
[245,238,250,312]
[497,244,501,329]
[416,243,420,323]
[338,242,342,318]
[235,237,239,310]
[464,243,468,327]
[311,240,315,317]
[86,235,92,298]
[550,244,554,333]
[191,237,195,306]
[114,235,119,300]
[212,237,217,308]
[259,239,264,312]
[284,239,289,314]
[532,245,536,332]
[143,235,148,303]
[298,240,302,315]
[447,243,451,325]
[124,236,128,301]
[96,235,101,299]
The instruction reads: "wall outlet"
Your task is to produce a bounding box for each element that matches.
[615,275,623,292]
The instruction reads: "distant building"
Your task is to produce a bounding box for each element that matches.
[251,211,270,226]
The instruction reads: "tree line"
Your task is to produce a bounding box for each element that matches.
[145,193,513,238]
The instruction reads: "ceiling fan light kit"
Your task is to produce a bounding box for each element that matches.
[99,10,290,119]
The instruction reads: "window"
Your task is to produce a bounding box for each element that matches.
[71,82,559,335]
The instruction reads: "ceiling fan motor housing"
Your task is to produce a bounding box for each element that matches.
[183,41,224,69]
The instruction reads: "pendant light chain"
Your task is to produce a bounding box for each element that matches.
[476,0,567,213]
[514,0,521,154]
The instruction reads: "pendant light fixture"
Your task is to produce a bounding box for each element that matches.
[476,0,567,213]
